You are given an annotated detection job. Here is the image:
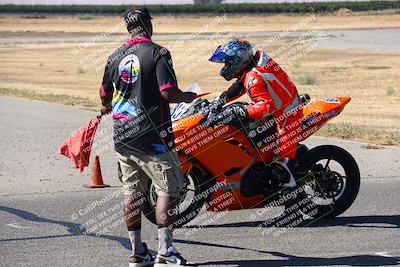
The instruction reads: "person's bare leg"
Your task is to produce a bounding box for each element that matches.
[125,193,145,255]
[156,195,178,255]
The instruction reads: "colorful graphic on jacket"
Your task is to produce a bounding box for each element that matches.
[112,90,141,121]
[118,54,140,84]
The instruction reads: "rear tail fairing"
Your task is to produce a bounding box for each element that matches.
[300,97,351,142]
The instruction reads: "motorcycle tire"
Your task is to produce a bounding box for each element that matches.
[289,145,360,219]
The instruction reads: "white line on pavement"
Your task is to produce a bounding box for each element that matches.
[6,223,31,229]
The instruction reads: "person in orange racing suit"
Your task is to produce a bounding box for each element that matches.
[208,38,303,188]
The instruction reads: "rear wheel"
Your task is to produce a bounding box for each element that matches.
[289,145,360,219]
[142,161,215,228]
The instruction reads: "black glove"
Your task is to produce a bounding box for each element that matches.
[228,103,248,118]
[204,103,248,127]
[208,95,226,112]
[198,96,224,124]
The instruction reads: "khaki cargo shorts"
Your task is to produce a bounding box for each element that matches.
[116,151,184,198]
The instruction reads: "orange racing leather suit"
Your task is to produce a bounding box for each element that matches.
[222,50,303,159]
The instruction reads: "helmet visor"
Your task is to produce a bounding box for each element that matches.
[209,45,229,63]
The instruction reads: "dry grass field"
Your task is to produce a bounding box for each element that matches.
[0,13,399,145]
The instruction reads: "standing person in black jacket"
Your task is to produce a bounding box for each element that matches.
[100,7,196,267]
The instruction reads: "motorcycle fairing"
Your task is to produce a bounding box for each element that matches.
[172,96,352,212]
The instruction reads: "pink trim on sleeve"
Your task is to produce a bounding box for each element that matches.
[100,84,107,97]
[100,84,113,97]
[159,83,177,91]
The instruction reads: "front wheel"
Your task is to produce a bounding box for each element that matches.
[142,161,215,228]
[290,145,360,219]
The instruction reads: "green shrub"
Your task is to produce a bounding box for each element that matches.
[79,15,94,20]
[298,73,317,85]
[1,1,399,14]
[386,87,396,96]
[293,61,302,69]
[365,65,391,70]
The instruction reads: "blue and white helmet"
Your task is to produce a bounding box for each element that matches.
[209,38,254,81]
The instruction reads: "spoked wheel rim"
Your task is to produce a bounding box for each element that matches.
[292,145,360,219]
[303,158,348,206]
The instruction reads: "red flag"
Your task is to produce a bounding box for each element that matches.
[58,115,102,172]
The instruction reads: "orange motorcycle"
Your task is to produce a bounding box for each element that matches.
[143,93,360,227]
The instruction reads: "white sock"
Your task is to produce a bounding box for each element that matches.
[128,229,145,255]
[158,226,173,255]
[280,159,296,188]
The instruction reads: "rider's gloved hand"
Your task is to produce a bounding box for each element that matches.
[199,96,224,125]
[203,103,248,127]
[209,95,225,112]
[228,103,248,119]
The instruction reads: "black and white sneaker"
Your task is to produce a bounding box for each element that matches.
[129,242,154,267]
[154,246,188,266]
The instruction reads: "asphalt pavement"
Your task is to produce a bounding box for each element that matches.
[0,97,399,267]
[1,28,400,52]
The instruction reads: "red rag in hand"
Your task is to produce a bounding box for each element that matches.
[58,115,102,172]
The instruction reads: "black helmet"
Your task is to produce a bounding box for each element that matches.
[124,7,153,30]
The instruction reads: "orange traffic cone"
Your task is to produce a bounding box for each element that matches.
[84,155,110,188]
